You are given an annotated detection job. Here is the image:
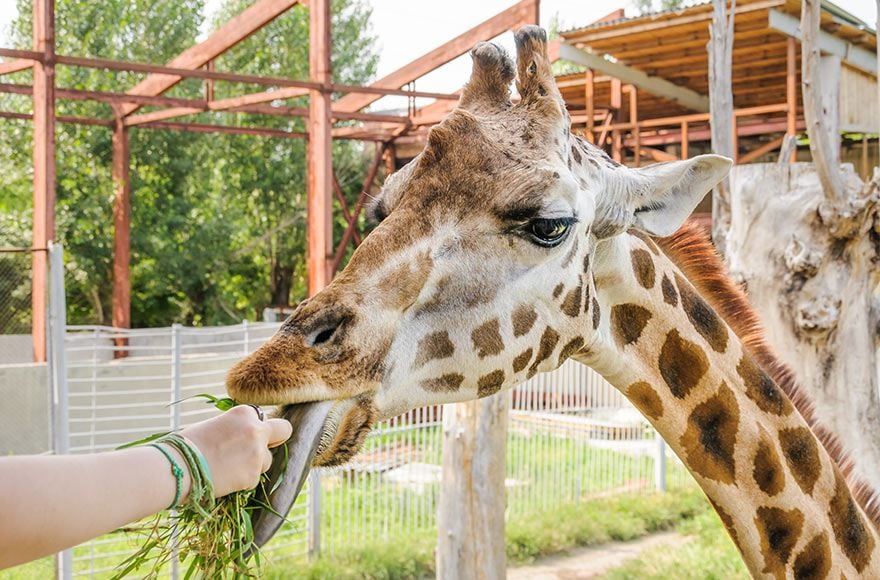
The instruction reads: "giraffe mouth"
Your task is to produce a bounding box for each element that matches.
[247,396,378,554]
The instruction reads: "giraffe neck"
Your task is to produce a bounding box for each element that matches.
[576,228,880,579]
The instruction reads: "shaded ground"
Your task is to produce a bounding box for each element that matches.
[507,531,689,580]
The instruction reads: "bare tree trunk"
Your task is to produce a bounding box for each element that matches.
[708,0,736,257]
[801,0,844,201]
[727,163,880,488]
[437,392,508,580]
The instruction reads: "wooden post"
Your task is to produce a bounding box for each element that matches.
[584,69,595,143]
[437,392,509,580]
[111,112,130,352]
[628,85,639,166]
[708,0,735,256]
[610,78,622,162]
[31,0,55,363]
[786,36,798,162]
[205,60,215,102]
[681,121,689,159]
[383,143,396,177]
[307,0,333,296]
[802,0,844,200]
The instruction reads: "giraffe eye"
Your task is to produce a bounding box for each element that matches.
[525,217,576,248]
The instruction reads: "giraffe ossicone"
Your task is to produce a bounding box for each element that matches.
[227,26,880,577]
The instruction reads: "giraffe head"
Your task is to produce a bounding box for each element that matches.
[226,26,731,466]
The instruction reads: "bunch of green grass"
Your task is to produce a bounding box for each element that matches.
[111,395,286,580]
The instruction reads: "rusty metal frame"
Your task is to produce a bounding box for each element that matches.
[1,0,539,360]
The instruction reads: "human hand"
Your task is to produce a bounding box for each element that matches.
[180,405,293,498]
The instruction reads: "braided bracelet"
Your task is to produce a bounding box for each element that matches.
[157,433,216,517]
[148,443,185,510]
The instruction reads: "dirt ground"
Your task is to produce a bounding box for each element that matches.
[506,531,689,580]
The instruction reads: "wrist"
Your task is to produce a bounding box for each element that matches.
[149,443,193,507]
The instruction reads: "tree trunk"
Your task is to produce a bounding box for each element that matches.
[437,392,508,580]
[726,163,880,488]
[708,0,735,257]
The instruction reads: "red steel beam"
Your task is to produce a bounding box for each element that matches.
[334,0,539,113]
[308,0,332,295]
[111,112,131,349]
[0,110,113,126]
[120,0,304,116]
[0,59,33,76]
[31,0,54,363]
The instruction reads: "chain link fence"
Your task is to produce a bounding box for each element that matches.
[0,247,40,363]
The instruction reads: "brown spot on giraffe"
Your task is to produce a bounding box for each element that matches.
[793,532,832,580]
[527,326,559,378]
[561,237,579,268]
[737,354,793,416]
[471,319,504,359]
[629,229,661,255]
[828,470,876,572]
[512,348,533,373]
[552,282,564,299]
[477,370,505,398]
[570,142,582,164]
[661,273,678,307]
[380,252,433,310]
[675,272,728,353]
[755,506,805,580]
[412,330,455,370]
[658,329,709,399]
[779,426,821,496]
[627,381,663,421]
[512,304,537,337]
[630,248,656,289]
[709,499,743,554]
[561,284,583,317]
[557,336,584,366]
[582,253,590,274]
[680,381,740,484]
[752,436,785,497]
[610,303,652,348]
[591,297,601,330]
[420,373,464,393]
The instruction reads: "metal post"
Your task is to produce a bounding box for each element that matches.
[655,434,667,492]
[308,470,322,559]
[47,242,72,579]
[170,323,182,579]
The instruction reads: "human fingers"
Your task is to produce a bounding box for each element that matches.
[266,418,293,448]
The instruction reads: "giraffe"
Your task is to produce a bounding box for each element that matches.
[226,26,880,578]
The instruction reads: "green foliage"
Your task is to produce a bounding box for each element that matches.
[0,0,379,327]
[602,504,749,579]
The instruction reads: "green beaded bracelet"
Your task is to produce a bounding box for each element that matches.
[148,443,185,510]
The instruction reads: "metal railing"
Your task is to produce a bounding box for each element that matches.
[25,244,690,578]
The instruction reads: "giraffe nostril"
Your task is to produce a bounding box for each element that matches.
[307,323,340,347]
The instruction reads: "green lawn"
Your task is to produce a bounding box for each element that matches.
[601,501,748,580]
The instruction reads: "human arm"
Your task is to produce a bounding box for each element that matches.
[0,405,292,570]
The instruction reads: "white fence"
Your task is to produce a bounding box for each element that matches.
[2,245,690,578]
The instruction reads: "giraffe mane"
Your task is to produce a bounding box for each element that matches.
[653,221,880,530]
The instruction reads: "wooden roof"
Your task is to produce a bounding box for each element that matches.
[558,0,877,121]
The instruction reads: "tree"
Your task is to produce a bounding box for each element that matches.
[0,0,379,327]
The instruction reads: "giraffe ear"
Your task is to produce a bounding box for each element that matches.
[458,42,514,112]
[626,155,732,237]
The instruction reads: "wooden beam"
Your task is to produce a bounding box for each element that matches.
[786,36,798,162]
[610,79,622,162]
[558,43,710,112]
[584,68,595,142]
[137,120,308,139]
[121,0,303,116]
[681,121,689,159]
[737,135,785,164]
[0,110,113,126]
[111,113,130,355]
[308,0,332,295]
[334,0,538,113]
[31,0,54,363]
[768,9,877,75]
[0,59,32,76]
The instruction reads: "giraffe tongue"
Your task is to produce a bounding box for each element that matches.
[246,400,334,556]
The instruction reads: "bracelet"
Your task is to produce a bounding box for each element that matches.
[148,443,185,510]
[156,433,216,517]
